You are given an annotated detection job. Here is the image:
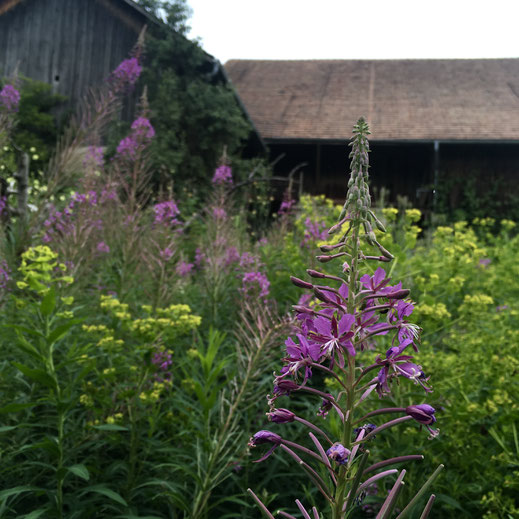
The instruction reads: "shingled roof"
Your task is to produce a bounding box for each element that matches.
[224,59,519,142]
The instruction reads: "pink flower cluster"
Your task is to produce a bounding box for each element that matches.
[302,217,329,246]
[0,84,20,113]
[110,57,142,91]
[131,116,155,139]
[241,271,270,299]
[152,349,173,382]
[278,199,295,215]
[42,189,116,243]
[83,146,104,169]
[176,261,194,277]
[116,116,155,160]
[0,259,11,291]
[153,200,182,228]
[212,165,233,185]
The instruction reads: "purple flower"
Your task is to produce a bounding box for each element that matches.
[152,349,173,371]
[278,333,321,384]
[116,135,139,159]
[239,251,259,269]
[153,200,181,227]
[309,313,356,366]
[360,267,391,293]
[278,199,295,215]
[375,339,431,396]
[317,396,333,418]
[176,261,194,277]
[478,258,491,268]
[406,404,439,438]
[269,379,300,405]
[0,260,11,291]
[224,246,240,266]
[241,271,270,298]
[212,207,227,219]
[152,349,173,382]
[0,84,20,112]
[248,430,283,462]
[354,423,377,439]
[110,57,142,91]
[160,248,174,261]
[83,146,104,169]
[116,116,155,160]
[301,218,328,246]
[0,196,7,217]
[326,443,350,465]
[212,165,233,185]
[131,116,155,139]
[96,241,110,253]
[406,404,436,425]
[266,408,296,423]
[195,248,207,268]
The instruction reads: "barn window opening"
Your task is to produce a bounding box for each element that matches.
[54,75,60,82]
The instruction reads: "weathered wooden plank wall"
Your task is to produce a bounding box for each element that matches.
[0,0,145,107]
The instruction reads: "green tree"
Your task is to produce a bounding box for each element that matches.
[136,0,255,191]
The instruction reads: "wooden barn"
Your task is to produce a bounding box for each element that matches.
[225,59,519,217]
[0,0,161,106]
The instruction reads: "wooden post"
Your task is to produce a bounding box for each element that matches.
[15,151,29,220]
[315,143,321,192]
[432,140,440,212]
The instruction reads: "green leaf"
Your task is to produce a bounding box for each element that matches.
[14,330,42,360]
[396,464,444,519]
[80,485,127,506]
[20,510,48,519]
[67,464,90,481]
[47,319,83,345]
[435,494,463,511]
[92,424,129,432]
[0,485,40,501]
[0,426,17,433]
[0,402,35,414]
[12,362,56,390]
[40,287,56,317]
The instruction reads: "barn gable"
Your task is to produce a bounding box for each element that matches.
[0,0,157,105]
[225,59,519,216]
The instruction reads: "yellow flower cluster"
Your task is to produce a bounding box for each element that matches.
[17,246,73,294]
[415,302,451,320]
[461,293,494,307]
[100,295,131,320]
[381,207,398,221]
[139,381,169,404]
[131,304,201,340]
[473,217,495,227]
[405,208,422,223]
[500,219,516,231]
[105,413,123,424]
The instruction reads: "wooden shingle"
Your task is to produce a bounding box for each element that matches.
[225,59,519,141]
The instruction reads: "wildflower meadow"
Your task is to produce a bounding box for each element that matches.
[0,40,518,519]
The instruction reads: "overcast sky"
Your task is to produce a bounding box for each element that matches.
[186,0,519,64]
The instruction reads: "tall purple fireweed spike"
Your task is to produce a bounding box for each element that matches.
[248,118,440,517]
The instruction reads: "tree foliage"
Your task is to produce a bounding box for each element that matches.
[136,0,255,191]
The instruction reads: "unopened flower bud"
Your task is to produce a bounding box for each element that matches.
[290,276,313,289]
[248,430,282,447]
[306,269,326,279]
[385,289,411,300]
[316,252,346,263]
[267,408,296,423]
[369,210,387,232]
[313,287,334,304]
